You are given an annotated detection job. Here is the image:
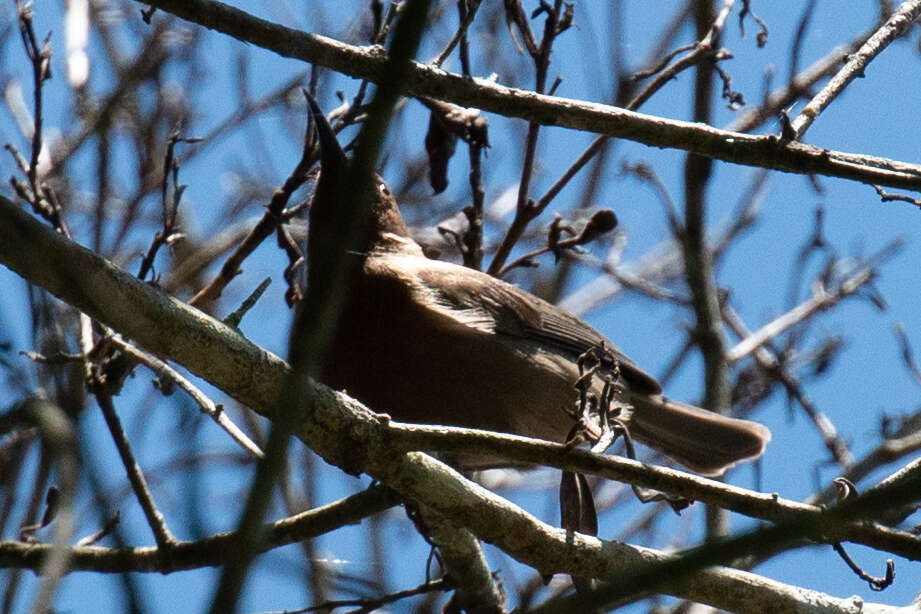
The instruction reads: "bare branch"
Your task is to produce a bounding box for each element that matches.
[726,245,899,363]
[432,0,483,69]
[723,303,855,468]
[791,0,921,138]
[107,334,265,459]
[134,0,921,192]
[91,390,177,549]
[0,485,399,574]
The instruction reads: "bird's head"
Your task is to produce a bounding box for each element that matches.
[304,94,410,255]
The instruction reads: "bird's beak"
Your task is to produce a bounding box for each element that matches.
[304,91,346,175]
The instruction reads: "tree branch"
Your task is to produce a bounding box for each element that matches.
[2,194,920,562]
[133,0,921,192]
[0,485,398,573]
[791,0,921,138]
[3,195,921,611]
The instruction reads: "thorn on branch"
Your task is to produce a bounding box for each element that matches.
[779,108,797,142]
[832,477,858,502]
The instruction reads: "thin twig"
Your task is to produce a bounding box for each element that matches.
[726,255,888,363]
[791,0,921,138]
[0,485,400,574]
[107,334,265,460]
[334,1,401,130]
[92,390,177,549]
[893,323,921,387]
[787,0,818,83]
[223,277,272,331]
[189,90,317,308]
[811,411,921,505]
[137,131,201,281]
[723,304,855,468]
[497,210,618,277]
[432,0,482,68]
[487,0,569,276]
[15,0,50,205]
[9,2,70,236]
[831,542,895,591]
[74,512,121,547]
[738,0,768,46]
[257,577,452,614]
[872,184,921,208]
[628,0,737,111]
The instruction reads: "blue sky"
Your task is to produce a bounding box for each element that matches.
[2,1,921,612]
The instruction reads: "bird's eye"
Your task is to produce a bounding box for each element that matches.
[378,183,390,196]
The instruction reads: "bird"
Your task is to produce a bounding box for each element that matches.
[303,94,770,478]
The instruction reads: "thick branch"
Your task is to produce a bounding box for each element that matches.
[4,196,921,611]
[2,195,920,562]
[134,0,921,192]
[384,423,921,561]
[0,197,288,414]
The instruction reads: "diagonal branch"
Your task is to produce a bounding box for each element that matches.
[92,390,177,550]
[134,0,921,193]
[2,194,920,564]
[107,334,264,459]
[726,243,899,363]
[723,303,856,468]
[791,0,921,139]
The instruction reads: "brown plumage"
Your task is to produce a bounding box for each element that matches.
[305,95,769,476]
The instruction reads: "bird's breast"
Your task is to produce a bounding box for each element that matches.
[320,260,586,455]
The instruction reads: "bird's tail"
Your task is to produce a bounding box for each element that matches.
[625,394,770,476]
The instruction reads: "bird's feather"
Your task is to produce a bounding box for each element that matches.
[378,250,662,395]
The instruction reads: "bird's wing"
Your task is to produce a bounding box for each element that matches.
[408,258,662,395]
